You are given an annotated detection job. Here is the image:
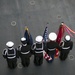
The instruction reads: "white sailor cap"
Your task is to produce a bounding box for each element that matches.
[21,37,26,41]
[6,41,14,47]
[49,32,57,41]
[65,35,70,41]
[35,35,43,42]
[61,22,64,25]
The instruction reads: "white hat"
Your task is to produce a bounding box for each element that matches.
[21,37,26,41]
[6,41,14,47]
[65,35,70,41]
[35,35,43,42]
[61,22,64,25]
[49,32,57,41]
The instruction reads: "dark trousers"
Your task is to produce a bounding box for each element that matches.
[7,58,17,69]
[34,53,43,66]
[21,57,30,67]
[59,51,69,60]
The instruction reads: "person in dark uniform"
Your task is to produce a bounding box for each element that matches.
[2,41,18,69]
[59,35,73,60]
[17,37,31,67]
[46,32,61,63]
[32,35,43,66]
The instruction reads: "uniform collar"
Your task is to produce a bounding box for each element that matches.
[8,47,13,50]
[22,44,27,46]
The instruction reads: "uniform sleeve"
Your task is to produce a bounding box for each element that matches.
[17,45,22,51]
[58,41,65,51]
[70,42,73,50]
[30,43,36,54]
[56,42,61,51]
[2,49,7,59]
[15,48,19,58]
[17,45,22,57]
[60,41,64,47]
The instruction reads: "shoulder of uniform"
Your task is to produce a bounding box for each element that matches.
[18,45,22,48]
[3,48,7,51]
[31,43,36,50]
[17,45,22,50]
[32,43,36,46]
[2,48,7,55]
[33,43,36,45]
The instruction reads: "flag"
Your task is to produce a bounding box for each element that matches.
[43,27,48,42]
[55,25,65,58]
[56,25,65,44]
[43,27,52,61]
[43,26,48,51]
[24,26,33,45]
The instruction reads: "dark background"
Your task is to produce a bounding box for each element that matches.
[0,0,75,75]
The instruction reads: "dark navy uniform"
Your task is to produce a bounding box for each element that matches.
[46,32,61,63]
[59,40,73,60]
[3,47,18,69]
[46,41,60,62]
[18,37,31,67]
[32,35,43,66]
[33,42,43,66]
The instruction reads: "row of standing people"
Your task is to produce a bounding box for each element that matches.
[2,32,73,69]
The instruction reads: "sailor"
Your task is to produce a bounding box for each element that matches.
[59,35,73,60]
[17,37,31,67]
[32,35,44,66]
[46,32,61,63]
[3,41,18,69]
